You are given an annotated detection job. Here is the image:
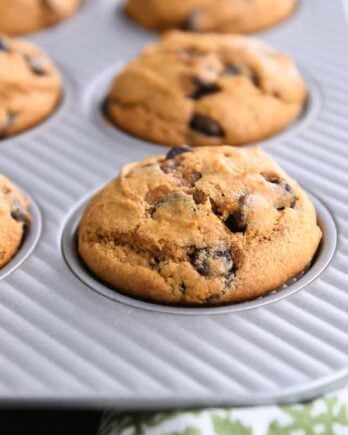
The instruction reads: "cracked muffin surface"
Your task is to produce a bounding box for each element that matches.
[124,0,296,33]
[78,146,322,306]
[106,31,307,147]
[0,175,31,269]
[0,35,62,138]
[0,0,81,35]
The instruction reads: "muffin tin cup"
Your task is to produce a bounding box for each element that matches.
[62,192,336,316]
[0,0,347,409]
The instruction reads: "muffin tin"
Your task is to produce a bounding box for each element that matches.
[0,0,347,409]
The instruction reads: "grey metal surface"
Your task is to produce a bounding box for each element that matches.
[0,0,347,409]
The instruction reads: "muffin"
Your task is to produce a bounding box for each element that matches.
[0,35,62,139]
[124,0,296,33]
[0,175,31,269]
[106,31,306,147]
[0,0,81,35]
[78,146,322,306]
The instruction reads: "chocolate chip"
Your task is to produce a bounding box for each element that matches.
[178,282,186,294]
[225,63,259,86]
[284,183,293,193]
[11,200,31,225]
[189,115,224,137]
[288,197,297,209]
[190,247,234,278]
[210,199,222,217]
[225,212,246,233]
[24,55,46,76]
[150,256,161,270]
[224,195,248,233]
[160,160,178,174]
[41,0,55,11]
[145,186,172,215]
[225,64,243,76]
[166,146,193,160]
[0,112,17,140]
[0,39,9,52]
[182,10,201,31]
[101,98,110,118]
[178,48,206,60]
[190,79,220,100]
[262,174,279,185]
[193,189,207,205]
[191,248,209,276]
[181,170,202,187]
[262,174,297,209]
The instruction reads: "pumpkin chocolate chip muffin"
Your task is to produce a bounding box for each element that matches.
[0,35,62,139]
[124,0,296,34]
[0,0,81,36]
[78,146,321,306]
[106,31,306,147]
[0,175,31,269]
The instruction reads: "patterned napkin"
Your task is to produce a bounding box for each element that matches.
[99,385,348,435]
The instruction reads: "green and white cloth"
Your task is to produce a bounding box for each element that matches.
[99,386,348,435]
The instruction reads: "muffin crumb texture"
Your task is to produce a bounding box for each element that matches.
[78,146,322,306]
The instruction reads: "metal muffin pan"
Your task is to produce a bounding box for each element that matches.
[0,0,347,409]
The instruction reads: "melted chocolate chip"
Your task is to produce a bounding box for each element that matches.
[145,185,172,207]
[24,55,46,76]
[160,160,178,174]
[225,64,243,76]
[178,48,206,60]
[225,63,259,86]
[11,200,31,225]
[225,212,246,233]
[166,146,193,160]
[224,195,248,233]
[190,247,234,278]
[182,10,201,31]
[101,98,110,118]
[0,112,17,140]
[189,115,224,137]
[210,199,222,217]
[284,183,293,193]
[193,189,207,205]
[41,0,56,11]
[0,39,9,52]
[262,174,280,184]
[178,282,186,294]
[190,79,220,100]
[262,174,297,209]
[181,170,202,187]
